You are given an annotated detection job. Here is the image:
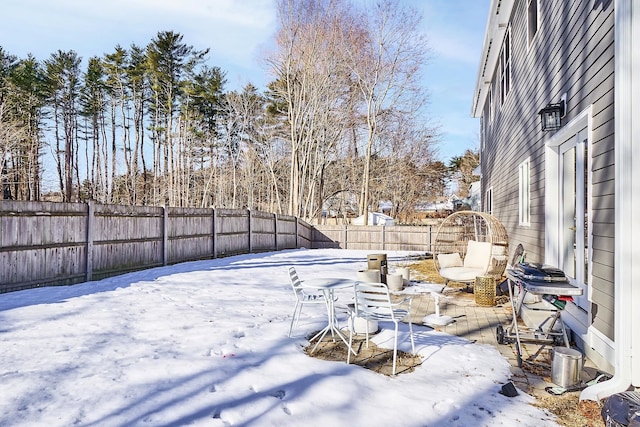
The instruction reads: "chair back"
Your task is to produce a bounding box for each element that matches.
[353,282,397,321]
[288,267,304,298]
[432,211,509,280]
[463,240,493,271]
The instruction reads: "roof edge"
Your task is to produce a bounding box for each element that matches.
[471,0,515,118]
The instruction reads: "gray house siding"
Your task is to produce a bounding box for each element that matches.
[478,1,615,341]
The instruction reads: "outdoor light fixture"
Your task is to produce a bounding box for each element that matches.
[538,100,565,132]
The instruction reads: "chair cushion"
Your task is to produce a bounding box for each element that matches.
[438,253,463,269]
[439,267,486,283]
[464,240,492,270]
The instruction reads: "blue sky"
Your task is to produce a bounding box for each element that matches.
[0,0,489,164]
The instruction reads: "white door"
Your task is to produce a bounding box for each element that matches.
[559,128,589,310]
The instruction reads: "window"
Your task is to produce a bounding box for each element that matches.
[499,27,511,105]
[519,159,531,226]
[485,187,493,215]
[489,82,494,121]
[527,0,539,45]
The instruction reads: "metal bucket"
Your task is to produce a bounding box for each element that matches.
[551,347,583,388]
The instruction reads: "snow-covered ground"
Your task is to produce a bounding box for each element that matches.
[0,248,558,426]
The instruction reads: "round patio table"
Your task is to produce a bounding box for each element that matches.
[300,277,357,355]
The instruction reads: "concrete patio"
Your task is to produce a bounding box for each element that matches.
[309,283,600,399]
[407,287,556,395]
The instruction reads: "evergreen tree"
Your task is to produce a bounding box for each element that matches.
[44,50,82,202]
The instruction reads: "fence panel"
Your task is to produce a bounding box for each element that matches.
[167,207,214,264]
[382,226,435,251]
[91,204,164,280]
[251,211,277,253]
[276,215,301,249]
[214,209,250,257]
[312,224,435,252]
[0,201,87,291]
[311,225,344,249]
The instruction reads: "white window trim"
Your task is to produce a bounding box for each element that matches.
[499,26,512,106]
[485,186,493,215]
[544,106,593,352]
[518,158,531,226]
[480,117,485,151]
[527,0,541,48]
[489,82,494,122]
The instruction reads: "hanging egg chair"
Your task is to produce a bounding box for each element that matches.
[432,211,509,288]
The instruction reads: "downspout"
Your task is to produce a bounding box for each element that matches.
[581,0,636,402]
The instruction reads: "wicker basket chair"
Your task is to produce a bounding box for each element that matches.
[432,211,509,289]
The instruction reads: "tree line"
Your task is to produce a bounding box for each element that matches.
[0,0,476,223]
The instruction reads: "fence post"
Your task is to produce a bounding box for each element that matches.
[274,213,278,251]
[344,225,348,249]
[163,205,169,266]
[295,217,299,248]
[85,201,94,282]
[430,225,434,253]
[381,225,386,250]
[248,209,253,253]
[212,208,217,259]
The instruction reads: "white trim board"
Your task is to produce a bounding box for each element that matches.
[544,106,606,365]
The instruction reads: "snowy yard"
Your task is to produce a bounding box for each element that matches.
[0,249,559,426]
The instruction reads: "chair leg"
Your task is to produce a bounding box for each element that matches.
[409,319,415,354]
[288,301,301,337]
[347,314,354,365]
[440,279,449,293]
[392,321,399,376]
[364,320,370,349]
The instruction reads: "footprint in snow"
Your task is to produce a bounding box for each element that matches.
[269,390,286,400]
[432,399,456,415]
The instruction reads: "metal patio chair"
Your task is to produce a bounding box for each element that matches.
[287,267,331,337]
[347,281,415,375]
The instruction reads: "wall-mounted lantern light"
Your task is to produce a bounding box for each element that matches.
[538,100,565,132]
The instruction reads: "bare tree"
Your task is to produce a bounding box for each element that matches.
[224,84,267,210]
[267,0,353,219]
[379,116,437,221]
[341,0,429,224]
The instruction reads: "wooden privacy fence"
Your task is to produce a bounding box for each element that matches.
[312,224,435,252]
[0,201,310,293]
[0,201,438,294]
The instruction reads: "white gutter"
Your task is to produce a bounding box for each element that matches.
[580,0,638,402]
